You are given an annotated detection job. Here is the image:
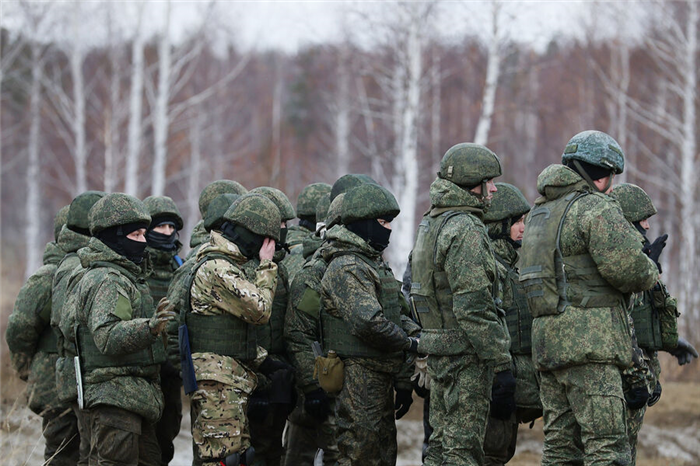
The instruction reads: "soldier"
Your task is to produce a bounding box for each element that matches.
[320,182,420,466]
[186,180,248,260]
[248,187,297,466]
[519,131,659,465]
[143,195,185,466]
[66,193,175,465]
[482,183,542,465]
[409,143,514,466]
[610,183,699,463]
[6,204,80,465]
[301,193,331,260]
[184,193,287,466]
[284,182,331,279]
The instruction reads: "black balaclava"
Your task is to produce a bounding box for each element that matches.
[146,219,179,251]
[97,222,150,264]
[488,217,522,249]
[220,221,265,260]
[276,225,289,252]
[346,217,393,252]
[298,217,316,232]
[565,160,613,193]
[633,221,650,247]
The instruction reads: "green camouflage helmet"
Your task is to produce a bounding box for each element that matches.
[439,143,502,188]
[198,180,248,217]
[203,193,240,232]
[251,187,296,222]
[325,193,344,228]
[67,191,107,233]
[297,183,331,219]
[610,183,657,223]
[483,183,531,223]
[223,193,281,241]
[341,184,400,224]
[54,205,70,241]
[315,194,331,224]
[561,130,625,174]
[143,195,184,230]
[330,174,377,201]
[89,193,151,236]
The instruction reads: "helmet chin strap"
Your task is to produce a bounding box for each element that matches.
[572,160,612,193]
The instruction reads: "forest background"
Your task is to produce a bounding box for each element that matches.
[0,0,698,390]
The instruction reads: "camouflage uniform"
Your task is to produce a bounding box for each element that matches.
[320,183,420,466]
[6,216,80,465]
[69,193,166,466]
[482,183,541,466]
[411,170,512,466]
[520,135,659,466]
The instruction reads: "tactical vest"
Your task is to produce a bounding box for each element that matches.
[410,209,499,355]
[630,289,662,351]
[36,284,58,354]
[321,251,403,359]
[184,253,257,360]
[519,191,626,317]
[146,255,180,304]
[78,261,166,372]
[257,273,287,355]
[496,255,532,355]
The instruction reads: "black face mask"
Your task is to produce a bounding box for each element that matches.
[146,229,178,251]
[346,218,392,252]
[633,221,650,246]
[488,218,522,250]
[98,223,149,264]
[298,218,316,232]
[276,227,288,252]
[220,222,265,260]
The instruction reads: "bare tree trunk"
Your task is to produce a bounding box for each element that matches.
[473,0,502,146]
[70,19,87,194]
[125,3,145,196]
[270,62,283,186]
[185,108,204,250]
[151,0,172,196]
[430,48,441,175]
[105,25,121,193]
[335,43,351,178]
[25,41,43,278]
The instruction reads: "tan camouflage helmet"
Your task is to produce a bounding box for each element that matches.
[610,183,657,223]
[54,204,70,241]
[223,193,281,241]
[297,183,331,219]
[203,193,240,232]
[143,195,184,230]
[89,193,151,236]
[325,193,345,229]
[251,186,296,222]
[341,183,400,225]
[315,194,331,224]
[439,143,502,188]
[483,183,531,223]
[67,191,107,234]
[198,180,248,217]
[330,174,377,202]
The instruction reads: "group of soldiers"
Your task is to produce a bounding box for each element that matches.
[6,129,699,466]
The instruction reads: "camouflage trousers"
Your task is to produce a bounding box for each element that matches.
[540,363,631,466]
[249,402,288,466]
[190,380,252,464]
[41,406,80,466]
[155,368,183,466]
[283,394,339,466]
[74,402,91,466]
[336,360,397,466]
[626,405,645,465]
[87,405,160,466]
[483,412,518,466]
[424,354,493,466]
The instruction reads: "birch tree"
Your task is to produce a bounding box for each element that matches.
[151,0,172,196]
[124,2,146,196]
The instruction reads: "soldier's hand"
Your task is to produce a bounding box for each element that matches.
[259,238,276,261]
[258,356,293,376]
[643,234,668,272]
[647,381,662,407]
[669,336,699,365]
[624,385,650,410]
[406,336,420,353]
[490,370,516,420]
[394,388,413,420]
[149,298,177,336]
[410,356,431,398]
[304,388,331,421]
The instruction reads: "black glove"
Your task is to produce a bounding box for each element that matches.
[394,388,414,420]
[304,388,331,421]
[647,381,662,407]
[669,337,699,366]
[643,234,668,272]
[247,390,270,422]
[258,356,293,376]
[624,385,650,410]
[490,370,516,420]
[406,336,420,353]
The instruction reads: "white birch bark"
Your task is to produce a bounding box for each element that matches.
[25,40,43,278]
[430,48,442,175]
[270,63,283,186]
[473,0,502,146]
[70,9,87,194]
[151,0,172,196]
[185,108,204,250]
[335,43,351,178]
[104,11,122,193]
[124,3,145,197]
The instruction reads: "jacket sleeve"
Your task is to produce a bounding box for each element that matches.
[442,218,511,372]
[285,279,322,393]
[323,256,410,352]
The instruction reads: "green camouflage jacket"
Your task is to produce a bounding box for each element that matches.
[302,233,323,260]
[72,238,164,423]
[417,177,512,373]
[320,225,420,383]
[186,220,209,261]
[527,165,659,371]
[6,241,66,413]
[189,231,277,385]
[282,224,311,280]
